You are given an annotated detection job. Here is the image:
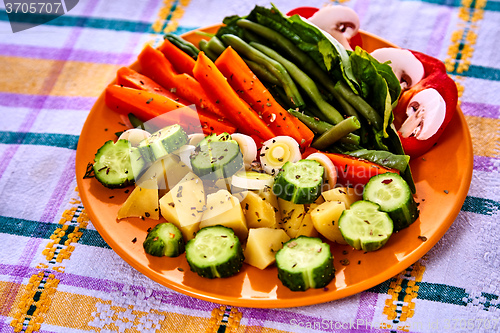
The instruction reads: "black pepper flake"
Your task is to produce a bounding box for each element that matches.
[109,195,114,199]
[340,259,350,266]
[145,212,150,218]
[146,97,153,104]
[132,237,137,243]
[177,267,184,272]
[418,235,428,242]
[342,250,349,255]
[444,190,449,194]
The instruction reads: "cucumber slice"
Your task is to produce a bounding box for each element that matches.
[185,225,244,279]
[363,172,419,231]
[128,146,151,179]
[139,124,188,160]
[93,139,135,188]
[272,159,324,204]
[338,200,393,252]
[190,141,244,181]
[143,222,185,257]
[275,236,335,291]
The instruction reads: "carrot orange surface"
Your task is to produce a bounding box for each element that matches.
[105,84,236,135]
[215,47,313,148]
[193,51,275,142]
[137,45,225,118]
[158,38,196,76]
[115,66,189,104]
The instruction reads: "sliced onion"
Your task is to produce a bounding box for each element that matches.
[187,133,206,146]
[118,128,151,147]
[306,152,338,191]
[259,136,301,176]
[231,171,274,190]
[177,145,195,169]
[231,133,257,169]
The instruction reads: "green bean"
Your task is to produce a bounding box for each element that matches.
[207,36,226,56]
[245,60,281,86]
[221,34,305,107]
[331,89,359,119]
[288,109,360,145]
[236,19,338,95]
[198,39,219,61]
[164,33,199,59]
[128,113,145,130]
[311,116,361,150]
[333,81,383,130]
[251,42,344,125]
[288,109,331,133]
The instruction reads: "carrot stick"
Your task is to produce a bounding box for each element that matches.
[105,85,236,135]
[193,51,276,141]
[302,147,399,187]
[215,47,313,148]
[158,38,196,76]
[137,44,225,119]
[115,66,189,104]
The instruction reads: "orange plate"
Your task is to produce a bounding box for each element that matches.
[75,26,473,308]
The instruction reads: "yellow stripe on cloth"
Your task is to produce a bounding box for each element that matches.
[152,0,191,34]
[465,115,500,158]
[1,56,120,97]
[45,291,212,332]
[1,56,62,96]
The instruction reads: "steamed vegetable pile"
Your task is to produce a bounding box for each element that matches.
[85,4,457,292]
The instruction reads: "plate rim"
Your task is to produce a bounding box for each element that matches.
[75,27,474,308]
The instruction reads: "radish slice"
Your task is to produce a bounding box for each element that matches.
[260,136,301,176]
[231,133,257,169]
[118,128,151,147]
[188,133,205,146]
[231,171,274,190]
[306,152,338,190]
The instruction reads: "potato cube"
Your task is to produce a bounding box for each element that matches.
[310,200,347,244]
[117,179,159,220]
[200,190,248,241]
[244,228,290,270]
[239,191,279,228]
[159,172,205,240]
[322,187,362,209]
[278,198,306,238]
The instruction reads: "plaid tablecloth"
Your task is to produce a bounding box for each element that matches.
[1,0,499,332]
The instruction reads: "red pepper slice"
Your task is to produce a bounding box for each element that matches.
[393,51,458,159]
[302,147,400,188]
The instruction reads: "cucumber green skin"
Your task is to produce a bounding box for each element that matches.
[185,225,244,279]
[143,124,188,160]
[363,173,419,231]
[128,147,151,180]
[276,236,335,292]
[190,141,244,181]
[143,222,185,257]
[93,140,135,188]
[339,201,394,252]
[272,160,324,204]
[197,132,233,146]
